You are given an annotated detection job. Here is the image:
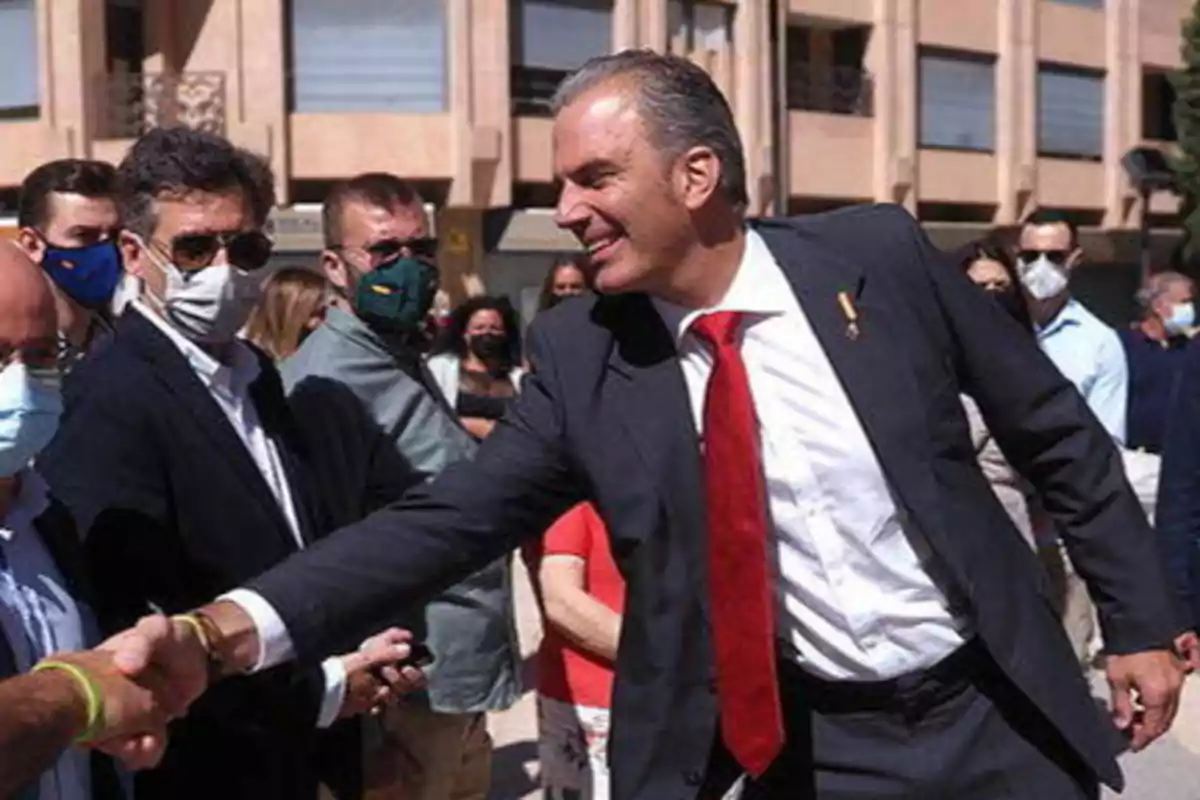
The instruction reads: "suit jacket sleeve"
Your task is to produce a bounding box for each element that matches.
[1154,344,1200,629]
[900,211,1179,653]
[247,324,585,662]
[40,371,328,728]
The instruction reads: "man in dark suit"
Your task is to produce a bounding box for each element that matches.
[109,52,1183,799]
[39,129,420,799]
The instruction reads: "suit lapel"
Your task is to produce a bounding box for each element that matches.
[121,313,301,552]
[755,223,939,520]
[598,295,707,546]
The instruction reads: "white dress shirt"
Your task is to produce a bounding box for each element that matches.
[648,230,968,680]
[230,231,968,682]
[1,470,94,800]
[132,302,348,725]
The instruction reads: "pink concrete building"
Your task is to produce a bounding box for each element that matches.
[0,0,1191,304]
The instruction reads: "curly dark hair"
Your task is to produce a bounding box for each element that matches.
[433,295,523,366]
[18,159,118,230]
[116,127,275,238]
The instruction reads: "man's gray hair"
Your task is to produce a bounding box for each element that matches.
[551,49,749,211]
[1136,271,1194,311]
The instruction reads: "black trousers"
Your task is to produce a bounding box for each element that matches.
[702,641,1100,799]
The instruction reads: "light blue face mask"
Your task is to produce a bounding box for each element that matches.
[1165,302,1196,337]
[0,362,64,478]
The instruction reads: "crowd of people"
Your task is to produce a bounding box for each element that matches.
[0,48,1197,800]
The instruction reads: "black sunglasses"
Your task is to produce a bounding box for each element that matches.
[336,237,439,265]
[158,230,274,272]
[1017,249,1070,265]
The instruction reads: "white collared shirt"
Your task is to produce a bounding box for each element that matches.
[1,470,93,800]
[230,231,968,682]
[652,230,967,680]
[130,302,347,725]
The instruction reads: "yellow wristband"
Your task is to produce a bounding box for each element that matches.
[33,660,106,743]
[171,613,210,652]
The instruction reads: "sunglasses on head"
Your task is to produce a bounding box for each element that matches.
[157,230,274,272]
[1017,249,1070,265]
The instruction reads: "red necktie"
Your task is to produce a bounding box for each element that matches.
[691,311,784,777]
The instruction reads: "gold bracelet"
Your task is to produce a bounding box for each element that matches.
[171,614,211,652]
[33,660,106,743]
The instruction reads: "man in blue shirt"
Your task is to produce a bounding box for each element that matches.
[1017,210,1129,669]
[1120,271,1195,455]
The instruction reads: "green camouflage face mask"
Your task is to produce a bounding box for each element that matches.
[353,256,439,335]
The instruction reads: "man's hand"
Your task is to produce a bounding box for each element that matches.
[1106,649,1186,751]
[1174,631,1200,673]
[338,628,427,719]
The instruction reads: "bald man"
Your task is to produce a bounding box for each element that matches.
[0,242,126,800]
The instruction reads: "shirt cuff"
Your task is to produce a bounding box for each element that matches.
[217,589,297,672]
[316,657,348,728]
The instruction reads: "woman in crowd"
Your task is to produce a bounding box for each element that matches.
[243,267,338,361]
[958,239,1037,544]
[427,295,524,441]
[538,255,591,312]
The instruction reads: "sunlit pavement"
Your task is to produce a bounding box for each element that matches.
[486,565,1200,800]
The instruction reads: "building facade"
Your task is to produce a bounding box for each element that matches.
[0,0,1192,314]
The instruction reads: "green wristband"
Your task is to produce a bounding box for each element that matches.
[33,660,106,743]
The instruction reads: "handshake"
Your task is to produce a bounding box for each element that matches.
[17,614,426,773]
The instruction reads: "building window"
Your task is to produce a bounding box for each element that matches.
[288,0,447,113]
[1143,70,1177,142]
[1046,0,1103,7]
[786,25,874,116]
[512,0,613,117]
[1038,64,1104,159]
[668,1,733,54]
[0,0,38,118]
[918,49,995,151]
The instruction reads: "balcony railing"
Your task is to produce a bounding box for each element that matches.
[511,65,569,117]
[786,64,874,117]
[99,71,227,139]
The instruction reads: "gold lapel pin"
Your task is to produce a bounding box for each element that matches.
[837,291,860,340]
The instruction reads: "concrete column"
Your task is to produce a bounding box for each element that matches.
[613,0,639,51]
[41,0,105,156]
[868,0,916,211]
[996,0,1037,224]
[446,0,475,208]
[238,0,289,204]
[733,0,771,214]
[1105,0,1139,229]
[468,0,512,208]
[641,0,670,52]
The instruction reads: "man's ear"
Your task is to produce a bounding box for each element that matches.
[16,228,45,263]
[677,146,722,212]
[322,249,351,293]
[119,230,151,281]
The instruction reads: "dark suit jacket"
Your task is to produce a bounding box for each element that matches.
[1154,339,1200,628]
[39,310,356,800]
[248,205,1177,798]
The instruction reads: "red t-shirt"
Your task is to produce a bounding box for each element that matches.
[529,503,625,709]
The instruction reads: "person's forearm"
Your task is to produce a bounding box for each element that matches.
[544,588,622,662]
[194,600,264,675]
[0,670,87,796]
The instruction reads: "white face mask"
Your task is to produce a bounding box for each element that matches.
[1018,256,1070,301]
[109,273,142,318]
[145,255,262,344]
[1165,301,1196,336]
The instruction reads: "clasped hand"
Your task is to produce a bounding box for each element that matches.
[60,615,424,770]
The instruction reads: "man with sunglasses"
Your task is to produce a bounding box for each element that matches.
[279,172,521,800]
[15,160,124,366]
[1016,210,1130,671]
[37,130,422,800]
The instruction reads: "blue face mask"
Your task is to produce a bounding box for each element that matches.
[0,362,63,478]
[41,239,123,309]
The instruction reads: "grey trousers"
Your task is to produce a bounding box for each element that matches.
[703,642,1100,800]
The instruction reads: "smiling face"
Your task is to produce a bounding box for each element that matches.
[552,81,700,296]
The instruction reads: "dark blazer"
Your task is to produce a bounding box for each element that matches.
[39,309,356,800]
[1154,340,1200,628]
[248,205,1177,798]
